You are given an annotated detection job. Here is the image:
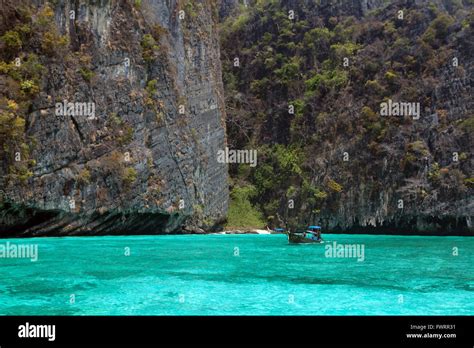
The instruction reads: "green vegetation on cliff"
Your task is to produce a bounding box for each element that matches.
[221,0,473,232]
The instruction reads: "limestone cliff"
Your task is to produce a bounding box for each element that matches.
[0,0,228,236]
[221,0,473,235]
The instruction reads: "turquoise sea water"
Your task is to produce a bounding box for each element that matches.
[0,234,472,315]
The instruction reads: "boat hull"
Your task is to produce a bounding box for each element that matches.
[287,232,322,244]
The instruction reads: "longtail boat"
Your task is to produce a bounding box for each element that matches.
[287,225,323,244]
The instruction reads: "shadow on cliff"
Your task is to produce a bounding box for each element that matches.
[0,201,190,237]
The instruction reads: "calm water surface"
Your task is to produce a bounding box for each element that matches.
[0,234,472,315]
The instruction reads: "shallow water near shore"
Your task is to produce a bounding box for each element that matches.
[0,234,472,315]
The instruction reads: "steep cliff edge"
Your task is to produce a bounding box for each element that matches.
[0,0,228,236]
[221,0,473,235]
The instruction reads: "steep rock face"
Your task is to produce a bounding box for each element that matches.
[316,42,473,235]
[219,0,242,19]
[221,0,473,235]
[219,0,387,19]
[0,0,228,236]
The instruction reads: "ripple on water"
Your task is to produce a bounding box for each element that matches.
[0,234,472,315]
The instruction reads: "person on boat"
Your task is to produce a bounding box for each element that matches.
[307,226,322,241]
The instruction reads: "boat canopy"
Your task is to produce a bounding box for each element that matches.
[308,225,321,229]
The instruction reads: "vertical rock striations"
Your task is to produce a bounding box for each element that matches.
[0,0,228,236]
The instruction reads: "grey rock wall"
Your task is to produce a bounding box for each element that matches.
[0,0,228,236]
